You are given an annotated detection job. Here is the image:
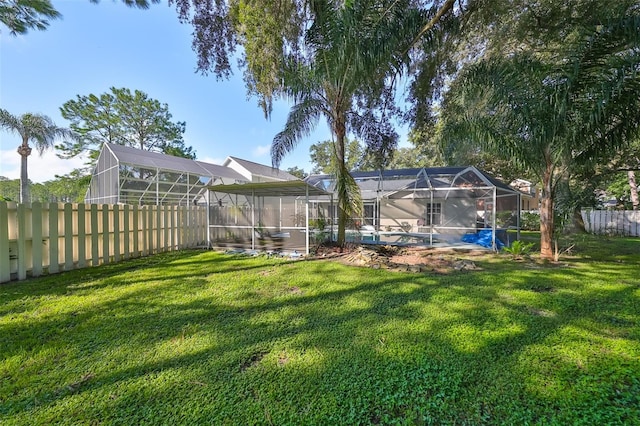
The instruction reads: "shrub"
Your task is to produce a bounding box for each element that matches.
[520,211,540,231]
[502,240,534,260]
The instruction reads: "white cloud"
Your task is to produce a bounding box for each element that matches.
[0,149,88,183]
[252,144,270,158]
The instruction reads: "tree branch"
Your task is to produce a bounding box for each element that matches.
[403,0,456,56]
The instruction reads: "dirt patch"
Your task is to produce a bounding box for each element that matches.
[240,351,268,372]
[286,286,303,295]
[310,245,488,274]
[259,269,272,276]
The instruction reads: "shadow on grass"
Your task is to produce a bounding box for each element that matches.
[0,249,302,309]
[1,246,639,424]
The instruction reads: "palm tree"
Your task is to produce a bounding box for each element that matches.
[0,109,75,203]
[438,13,640,259]
[1,0,158,35]
[271,1,448,246]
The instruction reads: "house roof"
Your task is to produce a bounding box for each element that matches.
[105,143,246,182]
[225,156,299,181]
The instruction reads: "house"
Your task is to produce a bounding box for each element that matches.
[222,156,298,183]
[510,178,540,211]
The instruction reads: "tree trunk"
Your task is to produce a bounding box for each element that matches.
[572,206,587,233]
[539,162,554,260]
[335,120,347,247]
[17,142,32,203]
[628,170,639,210]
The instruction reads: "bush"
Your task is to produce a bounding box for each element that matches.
[502,240,535,259]
[520,211,540,231]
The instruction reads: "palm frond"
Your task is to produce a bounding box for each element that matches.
[567,13,640,160]
[0,109,75,155]
[21,113,76,155]
[333,162,363,219]
[0,0,61,35]
[271,95,323,168]
[0,108,22,133]
[440,56,556,175]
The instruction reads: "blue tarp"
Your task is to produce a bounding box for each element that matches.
[461,230,506,250]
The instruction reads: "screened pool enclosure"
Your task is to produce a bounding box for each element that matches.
[206,167,525,252]
[85,143,247,206]
[86,145,525,252]
[305,167,524,250]
[206,181,331,254]
[85,144,324,253]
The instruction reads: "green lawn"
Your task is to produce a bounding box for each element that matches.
[1,235,639,425]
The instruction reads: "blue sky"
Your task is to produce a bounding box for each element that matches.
[0,0,347,182]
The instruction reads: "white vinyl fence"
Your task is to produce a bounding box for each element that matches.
[581,209,640,237]
[0,201,207,284]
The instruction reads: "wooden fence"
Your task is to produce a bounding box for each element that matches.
[581,209,640,237]
[0,201,207,284]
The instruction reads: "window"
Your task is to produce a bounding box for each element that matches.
[425,203,442,226]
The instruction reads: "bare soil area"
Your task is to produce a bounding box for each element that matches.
[311,244,490,273]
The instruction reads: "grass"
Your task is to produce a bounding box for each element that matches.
[1,234,639,425]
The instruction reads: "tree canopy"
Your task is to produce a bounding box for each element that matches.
[0,0,159,35]
[0,109,75,203]
[170,0,459,113]
[435,1,640,258]
[168,0,462,246]
[267,1,451,245]
[285,166,307,179]
[309,139,368,174]
[59,87,195,165]
[0,172,89,203]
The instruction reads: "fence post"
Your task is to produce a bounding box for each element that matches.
[163,205,169,251]
[132,206,141,257]
[133,204,139,257]
[91,204,99,266]
[64,203,74,271]
[582,209,590,233]
[617,210,623,235]
[184,206,190,247]
[102,204,110,264]
[31,202,43,277]
[148,206,154,254]
[170,205,176,250]
[179,206,185,248]
[77,204,86,268]
[123,204,130,260]
[113,204,120,262]
[185,206,190,247]
[0,202,10,283]
[141,206,148,256]
[200,206,206,245]
[156,205,162,253]
[49,203,59,274]
[16,203,27,280]
[174,206,180,249]
[194,206,199,245]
